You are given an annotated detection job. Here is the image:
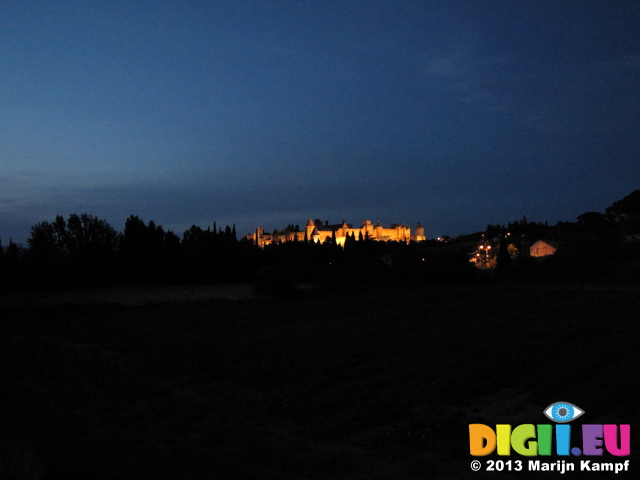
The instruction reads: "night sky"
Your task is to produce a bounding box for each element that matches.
[2,1,639,245]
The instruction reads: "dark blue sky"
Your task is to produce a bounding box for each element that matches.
[2,1,639,244]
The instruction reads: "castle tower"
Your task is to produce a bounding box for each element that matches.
[336,220,349,246]
[255,227,264,247]
[310,226,320,243]
[374,221,383,240]
[361,220,374,239]
[414,222,426,242]
[305,219,315,241]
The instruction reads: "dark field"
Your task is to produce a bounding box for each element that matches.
[2,283,639,479]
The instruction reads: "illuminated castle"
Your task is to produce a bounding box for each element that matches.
[250,219,426,247]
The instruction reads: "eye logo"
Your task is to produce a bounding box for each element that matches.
[543,401,584,423]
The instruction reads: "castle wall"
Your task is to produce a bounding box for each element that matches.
[253,219,424,247]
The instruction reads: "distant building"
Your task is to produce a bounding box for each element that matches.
[249,219,426,247]
[530,240,557,257]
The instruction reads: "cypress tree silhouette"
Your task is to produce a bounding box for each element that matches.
[3,237,21,288]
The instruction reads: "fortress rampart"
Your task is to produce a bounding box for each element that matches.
[250,219,425,247]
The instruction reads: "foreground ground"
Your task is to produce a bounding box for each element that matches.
[2,282,638,479]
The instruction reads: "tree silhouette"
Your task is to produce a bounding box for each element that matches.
[606,189,640,235]
[0,238,22,289]
[64,214,118,280]
[26,220,66,287]
[25,213,118,287]
[119,215,177,284]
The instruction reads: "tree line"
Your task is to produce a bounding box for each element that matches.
[0,214,254,290]
[473,189,640,280]
[0,211,478,292]
[1,189,639,291]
